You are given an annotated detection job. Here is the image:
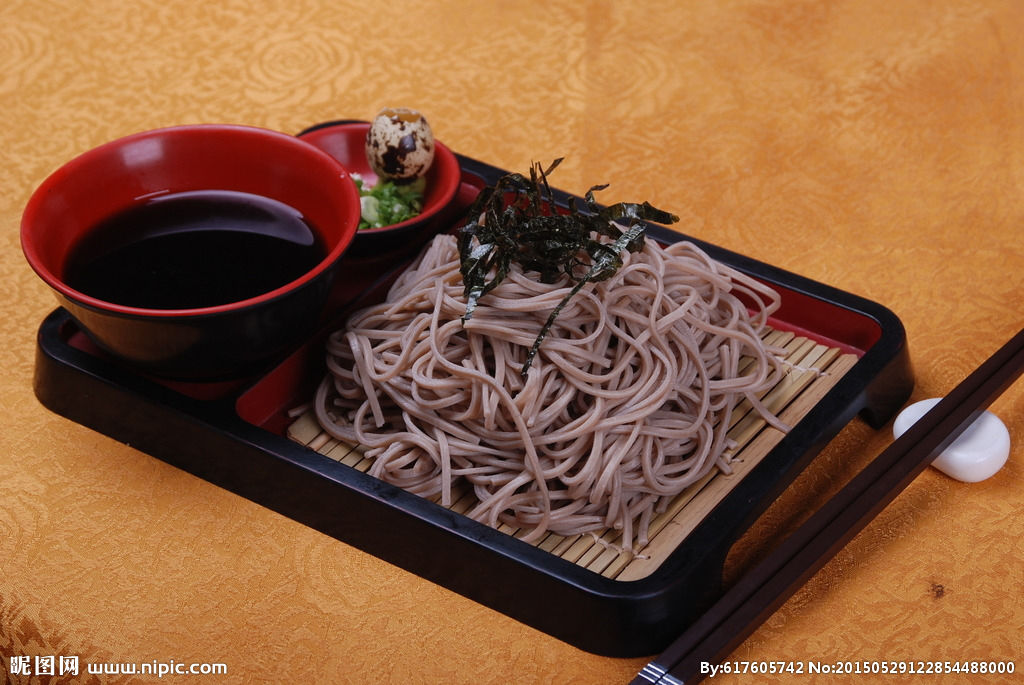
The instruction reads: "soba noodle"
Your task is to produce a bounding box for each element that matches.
[313,233,789,549]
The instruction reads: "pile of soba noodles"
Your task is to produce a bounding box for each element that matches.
[312,172,789,550]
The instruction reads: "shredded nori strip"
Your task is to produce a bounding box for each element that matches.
[456,158,679,376]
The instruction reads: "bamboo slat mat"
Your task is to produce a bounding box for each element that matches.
[287,328,858,581]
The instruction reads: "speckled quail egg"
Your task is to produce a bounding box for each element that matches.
[365,107,436,182]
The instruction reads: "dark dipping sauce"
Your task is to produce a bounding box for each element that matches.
[64,190,325,310]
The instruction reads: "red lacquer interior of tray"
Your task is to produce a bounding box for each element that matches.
[763,284,881,356]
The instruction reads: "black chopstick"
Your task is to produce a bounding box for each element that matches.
[632,326,1024,685]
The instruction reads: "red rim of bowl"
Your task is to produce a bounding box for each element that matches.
[21,124,361,319]
[298,122,461,235]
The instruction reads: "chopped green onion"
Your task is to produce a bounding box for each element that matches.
[354,174,426,230]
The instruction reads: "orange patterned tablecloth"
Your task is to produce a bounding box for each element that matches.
[2,2,1023,683]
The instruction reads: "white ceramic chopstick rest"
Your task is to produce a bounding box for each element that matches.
[892,398,1011,482]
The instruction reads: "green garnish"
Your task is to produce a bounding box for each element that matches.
[456,158,679,376]
[355,175,425,229]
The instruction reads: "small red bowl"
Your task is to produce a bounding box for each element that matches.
[298,121,461,252]
[22,124,361,379]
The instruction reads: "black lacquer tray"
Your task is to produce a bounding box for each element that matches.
[33,142,913,658]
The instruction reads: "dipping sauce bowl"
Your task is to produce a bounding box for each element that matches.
[21,124,361,379]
